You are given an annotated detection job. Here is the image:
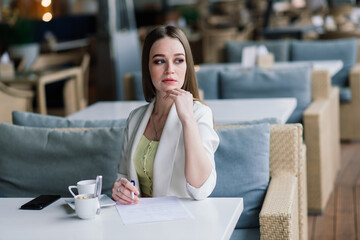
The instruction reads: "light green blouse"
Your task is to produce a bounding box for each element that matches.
[133,135,159,197]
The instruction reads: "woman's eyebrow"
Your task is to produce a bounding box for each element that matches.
[152,53,185,59]
[152,54,165,59]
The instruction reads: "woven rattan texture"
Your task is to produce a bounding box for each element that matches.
[216,124,304,240]
[311,70,331,100]
[269,124,299,177]
[260,174,299,240]
[304,87,340,212]
[341,64,360,140]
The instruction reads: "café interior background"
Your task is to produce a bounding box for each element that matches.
[0,0,356,104]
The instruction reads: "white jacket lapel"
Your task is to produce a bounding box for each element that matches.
[153,104,182,196]
[128,101,154,184]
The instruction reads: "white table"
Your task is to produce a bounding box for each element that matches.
[69,98,297,124]
[200,60,343,78]
[307,60,343,77]
[293,60,343,77]
[0,197,243,240]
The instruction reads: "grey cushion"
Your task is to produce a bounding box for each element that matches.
[226,40,290,63]
[219,64,312,123]
[211,124,270,229]
[339,86,352,102]
[231,228,260,240]
[215,117,280,126]
[291,38,358,86]
[12,111,126,128]
[0,122,124,197]
[196,68,220,99]
[131,71,145,100]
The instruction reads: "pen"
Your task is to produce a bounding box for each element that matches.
[131,180,135,200]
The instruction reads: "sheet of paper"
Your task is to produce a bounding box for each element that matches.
[116,196,194,225]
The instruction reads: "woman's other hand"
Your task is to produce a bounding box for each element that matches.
[165,88,194,124]
[112,178,139,204]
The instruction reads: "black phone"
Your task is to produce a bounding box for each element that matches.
[20,195,61,210]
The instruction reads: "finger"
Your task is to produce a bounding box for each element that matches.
[115,195,133,205]
[120,178,139,195]
[112,188,134,204]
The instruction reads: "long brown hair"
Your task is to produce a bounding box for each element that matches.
[141,25,200,102]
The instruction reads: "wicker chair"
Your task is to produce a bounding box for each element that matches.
[0,81,34,123]
[303,70,341,214]
[340,40,360,140]
[216,124,306,240]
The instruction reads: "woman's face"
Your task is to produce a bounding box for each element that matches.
[149,37,186,95]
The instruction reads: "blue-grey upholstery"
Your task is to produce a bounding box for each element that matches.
[215,117,280,126]
[291,38,358,87]
[12,111,126,128]
[0,122,124,197]
[196,68,220,99]
[231,228,260,240]
[339,87,352,102]
[224,38,357,101]
[226,40,290,63]
[219,64,312,123]
[211,124,270,229]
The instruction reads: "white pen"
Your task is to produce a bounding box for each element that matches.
[130,180,135,200]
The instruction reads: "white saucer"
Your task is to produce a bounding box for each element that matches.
[65,194,116,210]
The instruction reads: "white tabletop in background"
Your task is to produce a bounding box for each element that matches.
[68,98,297,124]
[276,60,344,77]
[0,197,243,240]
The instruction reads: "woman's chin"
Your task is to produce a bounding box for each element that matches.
[163,86,178,92]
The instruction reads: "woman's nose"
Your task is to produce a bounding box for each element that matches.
[165,63,174,74]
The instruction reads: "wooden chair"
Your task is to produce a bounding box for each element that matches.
[29,50,90,115]
[0,81,33,123]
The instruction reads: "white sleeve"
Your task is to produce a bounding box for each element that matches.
[186,102,219,200]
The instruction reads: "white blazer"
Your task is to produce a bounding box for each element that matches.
[118,100,219,200]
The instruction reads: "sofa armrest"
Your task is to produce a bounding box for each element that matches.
[311,70,331,100]
[304,87,339,118]
[303,87,340,212]
[350,63,360,103]
[260,174,299,240]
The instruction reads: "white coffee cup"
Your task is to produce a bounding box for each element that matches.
[68,180,96,197]
[74,194,99,219]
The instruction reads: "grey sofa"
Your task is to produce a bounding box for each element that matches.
[0,113,126,198]
[226,37,359,140]
[0,110,305,240]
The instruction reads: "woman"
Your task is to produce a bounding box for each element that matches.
[112,25,219,204]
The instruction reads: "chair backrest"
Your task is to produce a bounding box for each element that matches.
[290,38,358,87]
[30,50,86,71]
[225,39,290,63]
[31,50,91,109]
[0,82,34,123]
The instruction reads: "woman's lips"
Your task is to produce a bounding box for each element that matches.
[162,78,177,83]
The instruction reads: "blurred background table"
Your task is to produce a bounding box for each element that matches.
[68,98,297,124]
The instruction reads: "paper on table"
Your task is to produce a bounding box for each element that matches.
[116,196,194,225]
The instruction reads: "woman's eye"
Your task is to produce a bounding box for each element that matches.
[175,58,184,64]
[154,59,165,64]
